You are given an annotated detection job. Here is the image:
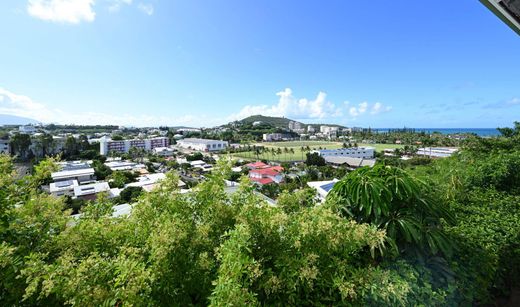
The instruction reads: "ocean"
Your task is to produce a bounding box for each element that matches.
[374,128,501,137]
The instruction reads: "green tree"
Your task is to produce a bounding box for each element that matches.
[9,133,32,159]
[328,165,453,257]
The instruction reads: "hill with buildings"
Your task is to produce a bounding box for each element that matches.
[234,115,304,129]
[230,115,346,130]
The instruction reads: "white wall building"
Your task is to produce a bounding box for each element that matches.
[313,147,375,159]
[99,137,169,155]
[51,168,96,185]
[177,138,228,152]
[50,180,79,197]
[153,147,175,156]
[262,133,283,142]
[73,182,111,200]
[104,161,146,172]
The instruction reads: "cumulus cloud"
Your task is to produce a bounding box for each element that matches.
[231,88,343,121]
[138,2,154,15]
[0,88,221,127]
[349,102,368,117]
[370,102,392,115]
[27,0,96,24]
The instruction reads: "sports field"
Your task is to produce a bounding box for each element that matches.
[224,141,404,162]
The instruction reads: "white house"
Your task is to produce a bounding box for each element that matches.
[313,147,375,159]
[99,137,169,155]
[177,138,228,152]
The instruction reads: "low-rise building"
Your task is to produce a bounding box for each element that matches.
[105,161,146,172]
[49,180,79,197]
[177,138,228,152]
[73,182,111,200]
[313,147,375,159]
[323,156,376,169]
[51,168,96,185]
[307,179,339,202]
[249,166,284,185]
[99,137,169,155]
[416,147,458,158]
[153,147,175,156]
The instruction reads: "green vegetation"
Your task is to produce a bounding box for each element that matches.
[1,122,520,305]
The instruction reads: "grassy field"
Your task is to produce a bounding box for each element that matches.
[224,141,404,162]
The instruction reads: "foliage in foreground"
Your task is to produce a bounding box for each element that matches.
[0,155,456,306]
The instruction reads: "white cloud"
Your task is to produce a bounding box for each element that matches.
[506,97,520,106]
[349,102,367,117]
[108,0,132,13]
[27,0,96,24]
[0,88,222,127]
[138,2,153,15]
[231,88,343,121]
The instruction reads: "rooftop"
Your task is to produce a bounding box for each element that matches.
[179,138,227,145]
[73,182,111,197]
[51,168,95,180]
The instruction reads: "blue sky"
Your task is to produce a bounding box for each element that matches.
[0,0,519,128]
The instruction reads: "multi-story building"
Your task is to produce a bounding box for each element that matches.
[99,137,169,155]
[262,133,283,142]
[288,121,302,130]
[0,139,10,154]
[313,147,375,159]
[307,125,316,133]
[177,138,228,152]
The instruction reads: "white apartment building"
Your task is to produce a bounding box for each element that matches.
[288,121,302,130]
[0,139,9,154]
[262,133,283,142]
[177,138,228,152]
[313,147,375,159]
[99,137,169,155]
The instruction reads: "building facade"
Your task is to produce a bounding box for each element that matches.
[177,138,228,152]
[313,147,375,159]
[99,137,169,155]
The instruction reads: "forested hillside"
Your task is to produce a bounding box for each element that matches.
[1,123,520,305]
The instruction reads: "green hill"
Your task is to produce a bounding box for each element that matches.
[237,115,304,129]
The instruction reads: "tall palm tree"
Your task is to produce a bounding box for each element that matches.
[283,147,289,161]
